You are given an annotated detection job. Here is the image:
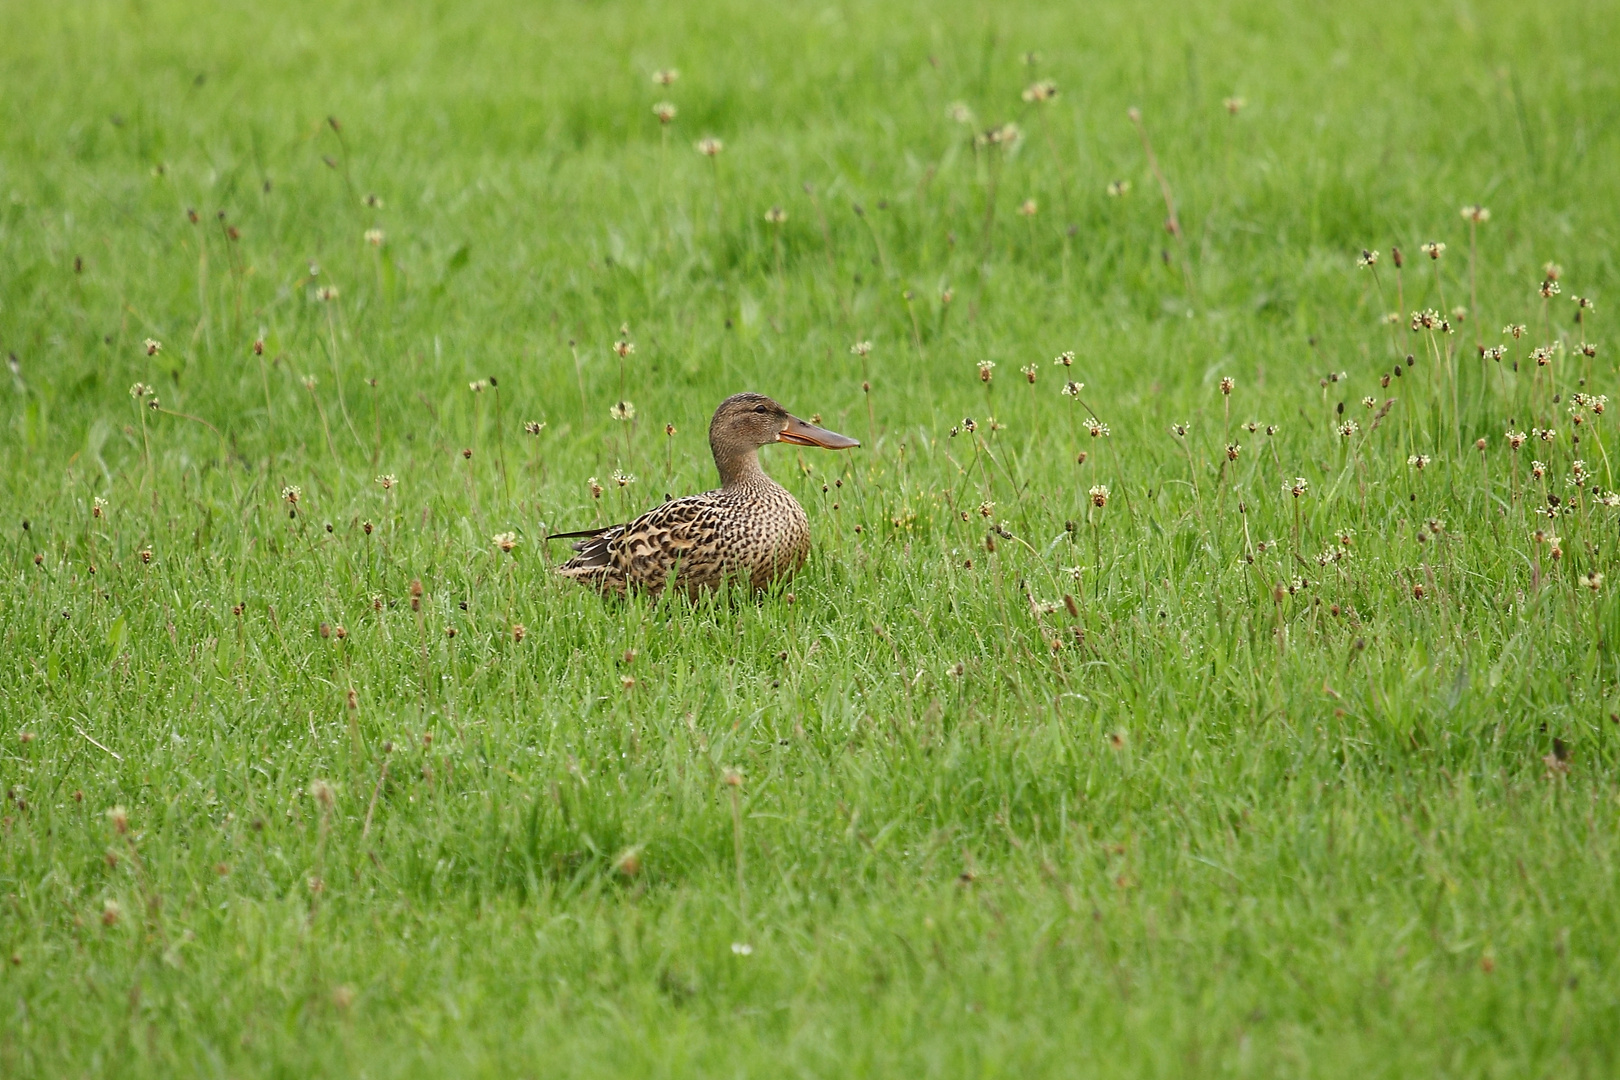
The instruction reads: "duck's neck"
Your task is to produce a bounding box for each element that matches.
[713,443,768,488]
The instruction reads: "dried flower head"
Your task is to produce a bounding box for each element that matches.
[1357,249,1380,268]
[612,469,636,487]
[375,474,396,491]
[1540,279,1561,299]
[1022,79,1059,103]
[977,358,996,382]
[1020,364,1038,384]
[1583,571,1604,592]
[1408,453,1431,470]
[1337,420,1359,438]
[695,137,724,157]
[947,102,975,125]
[587,476,604,499]
[1421,241,1446,259]
[850,340,873,358]
[1289,477,1309,498]
[143,338,162,356]
[1226,442,1241,461]
[316,285,340,302]
[1061,380,1084,398]
[129,382,152,399]
[1053,350,1075,367]
[364,228,385,247]
[1223,96,1246,114]
[1106,179,1131,197]
[106,805,129,834]
[1460,204,1490,224]
[763,206,786,224]
[652,101,678,124]
[1170,422,1190,438]
[1088,484,1110,508]
[1543,261,1562,281]
[609,401,636,422]
[1412,309,1442,331]
[524,421,546,435]
[1504,323,1527,339]
[492,531,518,553]
[309,779,335,811]
[1219,376,1235,396]
[1085,418,1110,438]
[652,68,679,85]
[281,485,302,505]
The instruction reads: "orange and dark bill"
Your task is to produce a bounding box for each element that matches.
[779,415,860,450]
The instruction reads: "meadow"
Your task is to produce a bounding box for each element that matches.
[2,0,1620,1075]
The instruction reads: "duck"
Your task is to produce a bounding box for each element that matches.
[547,392,859,596]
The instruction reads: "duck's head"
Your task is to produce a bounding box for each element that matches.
[709,392,859,483]
[710,392,860,452]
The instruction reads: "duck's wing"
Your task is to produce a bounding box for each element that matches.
[553,493,725,591]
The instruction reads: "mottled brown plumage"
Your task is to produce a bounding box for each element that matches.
[549,393,859,596]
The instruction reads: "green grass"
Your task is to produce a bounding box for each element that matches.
[3,0,1620,1074]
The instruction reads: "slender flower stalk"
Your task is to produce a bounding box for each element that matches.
[1127,106,1195,303]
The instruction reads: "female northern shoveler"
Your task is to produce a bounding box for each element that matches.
[548,392,859,596]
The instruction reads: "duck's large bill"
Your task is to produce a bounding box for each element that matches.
[779,415,860,449]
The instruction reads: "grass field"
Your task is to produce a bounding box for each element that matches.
[3,0,1620,1074]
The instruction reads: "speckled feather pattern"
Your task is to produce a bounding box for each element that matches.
[556,475,810,596]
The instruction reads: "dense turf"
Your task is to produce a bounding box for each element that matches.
[3,0,1620,1075]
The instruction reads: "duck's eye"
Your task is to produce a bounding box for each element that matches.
[754,404,768,413]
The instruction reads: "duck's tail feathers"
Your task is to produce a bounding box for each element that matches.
[552,524,623,574]
[545,526,616,541]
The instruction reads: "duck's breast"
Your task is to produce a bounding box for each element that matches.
[729,483,809,587]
